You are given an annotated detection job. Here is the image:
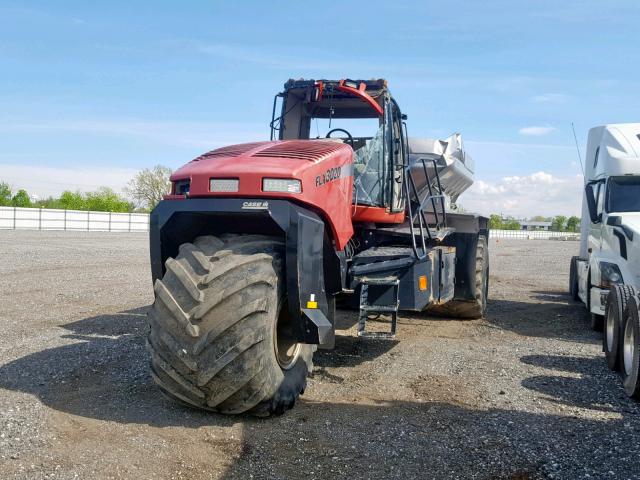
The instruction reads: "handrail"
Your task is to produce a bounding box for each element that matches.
[403,168,425,260]
[403,157,447,260]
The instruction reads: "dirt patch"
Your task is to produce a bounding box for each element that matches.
[409,373,477,406]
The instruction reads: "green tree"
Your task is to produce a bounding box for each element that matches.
[0,182,11,206]
[551,215,567,231]
[503,219,521,230]
[11,189,32,207]
[489,214,504,229]
[566,216,580,232]
[58,191,86,210]
[530,215,547,222]
[85,187,132,212]
[34,196,62,209]
[55,188,132,212]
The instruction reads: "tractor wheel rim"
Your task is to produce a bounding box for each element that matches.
[623,320,635,376]
[606,303,615,351]
[274,303,301,370]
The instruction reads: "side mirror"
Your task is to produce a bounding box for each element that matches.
[606,215,622,227]
[585,184,600,224]
[401,114,408,121]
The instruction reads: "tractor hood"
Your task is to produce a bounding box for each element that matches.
[170,140,353,196]
[166,140,355,249]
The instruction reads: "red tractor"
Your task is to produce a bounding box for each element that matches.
[148,79,489,416]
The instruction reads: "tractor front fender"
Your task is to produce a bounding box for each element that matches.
[150,198,337,348]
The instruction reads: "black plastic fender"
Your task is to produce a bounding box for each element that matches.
[150,198,338,347]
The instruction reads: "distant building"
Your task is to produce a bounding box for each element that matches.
[520,221,552,231]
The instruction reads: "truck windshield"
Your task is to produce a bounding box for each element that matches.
[607,176,640,212]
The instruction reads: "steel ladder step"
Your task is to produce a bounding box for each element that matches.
[360,305,399,313]
[356,276,400,339]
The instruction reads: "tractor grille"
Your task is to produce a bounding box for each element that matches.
[195,142,268,161]
[252,141,346,161]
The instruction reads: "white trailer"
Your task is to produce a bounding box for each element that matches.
[569,123,640,398]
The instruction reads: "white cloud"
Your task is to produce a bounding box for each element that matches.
[518,126,556,136]
[0,164,139,198]
[532,93,571,103]
[459,171,583,218]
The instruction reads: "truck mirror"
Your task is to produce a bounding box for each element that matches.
[585,184,600,224]
[606,215,622,226]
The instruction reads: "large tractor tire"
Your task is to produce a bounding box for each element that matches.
[147,234,314,416]
[429,236,489,319]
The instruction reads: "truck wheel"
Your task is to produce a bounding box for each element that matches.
[569,256,580,301]
[428,236,488,319]
[604,285,636,371]
[147,234,314,416]
[621,295,640,399]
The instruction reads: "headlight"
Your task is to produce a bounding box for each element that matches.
[262,178,302,194]
[210,178,239,192]
[600,262,623,287]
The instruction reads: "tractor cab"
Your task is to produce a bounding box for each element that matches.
[270,79,407,222]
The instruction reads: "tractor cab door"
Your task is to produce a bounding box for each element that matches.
[387,99,406,214]
[351,97,406,220]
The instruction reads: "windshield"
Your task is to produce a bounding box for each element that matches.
[607,176,640,212]
[310,117,380,140]
[310,116,387,207]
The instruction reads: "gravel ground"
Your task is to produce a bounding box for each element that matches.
[0,231,639,480]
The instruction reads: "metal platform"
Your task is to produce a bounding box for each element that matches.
[373,225,455,243]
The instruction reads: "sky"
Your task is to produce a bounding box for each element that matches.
[1,1,639,218]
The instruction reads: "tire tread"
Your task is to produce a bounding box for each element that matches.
[147,234,311,415]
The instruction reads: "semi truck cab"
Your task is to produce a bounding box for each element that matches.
[573,124,640,326]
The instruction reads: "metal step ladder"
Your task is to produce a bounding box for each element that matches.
[357,276,400,339]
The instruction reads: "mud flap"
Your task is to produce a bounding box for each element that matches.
[301,308,334,347]
[286,210,335,348]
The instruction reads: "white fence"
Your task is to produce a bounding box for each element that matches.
[0,206,579,239]
[490,228,579,240]
[0,206,149,232]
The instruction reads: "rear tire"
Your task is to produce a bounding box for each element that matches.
[569,256,580,301]
[147,234,313,416]
[621,295,640,399]
[603,285,636,371]
[428,236,489,319]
